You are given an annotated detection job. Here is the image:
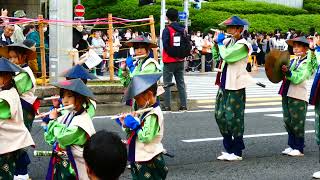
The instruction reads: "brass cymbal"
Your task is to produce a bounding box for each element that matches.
[265,50,290,83]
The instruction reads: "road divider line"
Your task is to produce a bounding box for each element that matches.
[265,112,315,118]
[181,130,315,143]
[195,97,282,104]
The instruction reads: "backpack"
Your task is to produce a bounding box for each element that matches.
[166,26,192,59]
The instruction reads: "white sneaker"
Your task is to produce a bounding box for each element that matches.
[127,164,131,169]
[14,174,30,180]
[217,152,229,160]
[282,147,293,155]
[226,153,243,161]
[287,149,304,157]
[313,171,320,179]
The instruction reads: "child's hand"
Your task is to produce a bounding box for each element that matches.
[49,108,58,120]
[281,65,288,73]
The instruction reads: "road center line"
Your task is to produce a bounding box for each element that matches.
[181,130,315,143]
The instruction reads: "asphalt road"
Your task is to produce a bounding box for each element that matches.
[29,107,318,180]
[27,69,318,180]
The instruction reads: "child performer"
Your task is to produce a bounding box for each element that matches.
[44,79,96,180]
[40,64,98,126]
[0,58,34,180]
[1,42,40,179]
[213,16,254,161]
[116,73,168,179]
[310,36,320,179]
[118,35,161,87]
[279,36,313,156]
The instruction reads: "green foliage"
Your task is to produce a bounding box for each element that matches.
[303,3,320,13]
[202,1,308,15]
[82,0,320,34]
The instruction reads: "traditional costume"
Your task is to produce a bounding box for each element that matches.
[44,79,96,180]
[214,16,254,161]
[0,58,34,179]
[0,42,40,179]
[118,36,161,87]
[311,44,320,179]
[62,64,97,118]
[117,73,168,179]
[279,37,313,156]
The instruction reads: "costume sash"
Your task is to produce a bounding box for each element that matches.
[46,109,84,180]
[127,101,160,162]
[310,67,320,105]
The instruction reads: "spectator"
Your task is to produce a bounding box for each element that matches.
[202,35,213,71]
[0,25,14,45]
[12,10,26,43]
[76,30,91,57]
[83,130,127,180]
[271,30,288,51]
[91,30,106,76]
[26,24,49,74]
[162,8,188,111]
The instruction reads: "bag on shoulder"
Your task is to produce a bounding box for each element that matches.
[166,26,192,59]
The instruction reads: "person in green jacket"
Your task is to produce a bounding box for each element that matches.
[311,36,320,179]
[45,79,96,180]
[0,58,34,180]
[0,42,39,179]
[214,16,254,161]
[118,35,161,87]
[279,36,314,157]
[116,73,168,180]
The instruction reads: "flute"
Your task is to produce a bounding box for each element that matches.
[110,107,153,120]
[42,95,60,101]
[35,104,74,119]
[210,29,233,37]
[34,150,68,159]
[114,55,146,63]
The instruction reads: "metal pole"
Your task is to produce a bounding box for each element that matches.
[184,0,189,32]
[160,0,166,55]
[77,0,81,4]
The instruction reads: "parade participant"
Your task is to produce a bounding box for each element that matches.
[83,130,127,180]
[213,16,254,161]
[279,36,313,156]
[0,58,34,180]
[310,36,320,179]
[63,64,98,118]
[118,35,161,87]
[44,79,96,180]
[0,42,39,179]
[41,64,98,127]
[116,73,168,179]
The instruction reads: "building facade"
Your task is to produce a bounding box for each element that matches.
[0,0,48,18]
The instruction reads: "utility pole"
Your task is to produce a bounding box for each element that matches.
[160,0,166,54]
[184,0,189,32]
[49,0,73,82]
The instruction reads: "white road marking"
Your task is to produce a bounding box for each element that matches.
[265,112,315,118]
[182,130,315,143]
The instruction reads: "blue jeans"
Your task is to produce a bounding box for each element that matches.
[163,61,187,108]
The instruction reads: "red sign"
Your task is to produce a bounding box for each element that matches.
[74,4,85,17]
